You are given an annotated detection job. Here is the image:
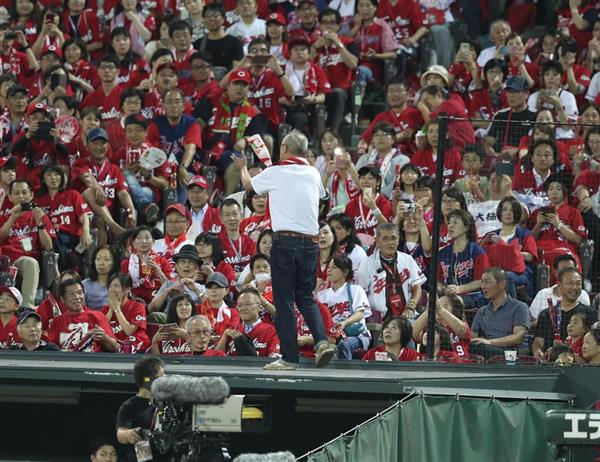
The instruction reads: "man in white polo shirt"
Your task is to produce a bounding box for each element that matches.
[235,130,336,370]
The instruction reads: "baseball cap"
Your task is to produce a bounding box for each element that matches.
[156,62,177,75]
[266,12,286,26]
[0,156,17,170]
[41,44,63,59]
[505,75,529,92]
[165,203,191,222]
[174,244,201,264]
[187,175,209,190]
[357,165,381,178]
[206,272,228,288]
[124,114,148,129]
[0,286,23,307]
[16,308,41,326]
[6,84,27,98]
[25,102,50,118]
[230,68,251,85]
[88,127,109,142]
[420,64,449,87]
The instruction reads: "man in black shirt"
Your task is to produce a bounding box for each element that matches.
[532,268,597,359]
[194,4,244,72]
[484,75,536,158]
[11,309,59,351]
[116,357,165,462]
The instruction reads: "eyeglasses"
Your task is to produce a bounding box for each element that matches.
[99,64,117,70]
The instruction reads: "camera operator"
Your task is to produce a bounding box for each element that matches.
[10,102,69,192]
[116,356,166,462]
[0,178,55,308]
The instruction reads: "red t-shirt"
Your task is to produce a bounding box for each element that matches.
[36,294,66,333]
[180,79,221,106]
[376,0,424,41]
[218,231,257,274]
[36,189,90,237]
[11,135,69,192]
[47,308,117,352]
[100,299,150,353]
[430,93,475,150]
[411,146,463,188]
[528,203,587,256]
[315,36,356,91]
[120,253,174,304]
[361,106,423,155]
[468,88,508,121]
[363,345,421,361]
[344,195,393,237]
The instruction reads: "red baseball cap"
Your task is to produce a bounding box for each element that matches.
[0,286,23,306]
[25,102,50,118]
[41,44,63,59]
[230,68,252,85]
[187,175,209,190]
[266,12,286,26]
[165,203,191,222]
[156,62,177,75]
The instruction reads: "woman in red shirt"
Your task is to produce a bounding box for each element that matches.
[363,316,420,361]
[109,26,150,88]
[63,38,99,98]
[195,232,236,288]
[101,272,150,353]
[9,0,40,48]
[240,190,270,241]
[151,293,196,355]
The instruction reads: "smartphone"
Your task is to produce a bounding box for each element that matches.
[50,73,68,90]
[540,205,556,215]
[251,55,270,66]
[363,187,373,196]
[159,323,179,340]
[35,121,54,141]
[495,162,514,177]
[459,42,470,53]
[333,147,345,168]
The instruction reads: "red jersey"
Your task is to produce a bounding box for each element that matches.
[296,304,334,358]
[575,169,600,196]
[447,321,471,358]
[376,0,424,41]
[363,345,420,361]
[468,88,508,121]
[529,203,587,256]
[218,231,257,273]
[0,316,20,349]
[430,93,475,150]
[248,69,287,126]
[227,319,280,357]
[315,36,356,91]
[0,211,56,261]
[361,106,423,155]
[180,79,221,106]
[355,21,389,79]
[120,253,174,304]
[240,214,271,241]
[100,299,150,353]
[70,157,129,209]
[507,61,540,88]
[411,146,463,188]
[36,294,66,333]
[106,118,128,154]
[344,195,393,237]
[66,59,100,89]
[512,165,550,197]
[448,62,475,96]
[11,135,69,192]
[81,85,124,124]
[62,10,102,51]
[0,51,33,86]
[117,57,149,88]
[47,308,117,352]
[36,189,90,237]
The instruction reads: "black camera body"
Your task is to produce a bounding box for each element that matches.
[20,201,36,212]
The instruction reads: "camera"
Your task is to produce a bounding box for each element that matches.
[405,202,416,213]
[20,201,36,212]
[4,31,17,40]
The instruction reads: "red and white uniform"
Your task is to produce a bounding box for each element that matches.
[240,214,271,240]
[36,189,90,237]
[411,147,463,189]
[36,294,66,333]
[316,282,372,327]
[157,337,191,355]
[344,195,393,237]
[11,136,69,192]
[315,36,356,91]
[81,85,124,124]
[188,204,223,240]
[226,319,280,357]
[0,211,56,261]
[47,308,117,352]
[120,253,174,304]
[376,0,424,42]
[100,299,150,353]
[248,69,287,127]
[0,51,33,86]
[70,157,129,209]
[219,231,256,273]
[447,322,471,358]
[296,303,334,358]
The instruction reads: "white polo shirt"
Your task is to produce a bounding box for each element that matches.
[251,163,325,235]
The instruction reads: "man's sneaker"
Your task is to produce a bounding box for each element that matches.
[315,342,335,368]
[144,203,160,224]
[263,358,297,371]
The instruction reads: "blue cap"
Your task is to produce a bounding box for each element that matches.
[88,127,109,142]
[505,76,528,92]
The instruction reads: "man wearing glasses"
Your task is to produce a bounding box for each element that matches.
[186,315,226,356]
[81,54,124,125]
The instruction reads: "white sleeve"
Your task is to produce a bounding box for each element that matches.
[529,291,544,320]
[356,257,371,293]
[586,73,600,102]
[351,285,372,319]
[527,93,538,113]
[250,167,276,195]
[562,91,578,119]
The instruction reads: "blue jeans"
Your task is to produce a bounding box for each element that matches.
[55,231,79,270]
[506,270,531,299]
[271,235,328,363]
[123,171,154,216]
[357,65,373,86]
[337,336,362,360]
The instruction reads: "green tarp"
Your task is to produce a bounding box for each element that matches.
[307,395,571,462]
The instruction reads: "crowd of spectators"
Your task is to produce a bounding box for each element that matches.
[1,0,600,366]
